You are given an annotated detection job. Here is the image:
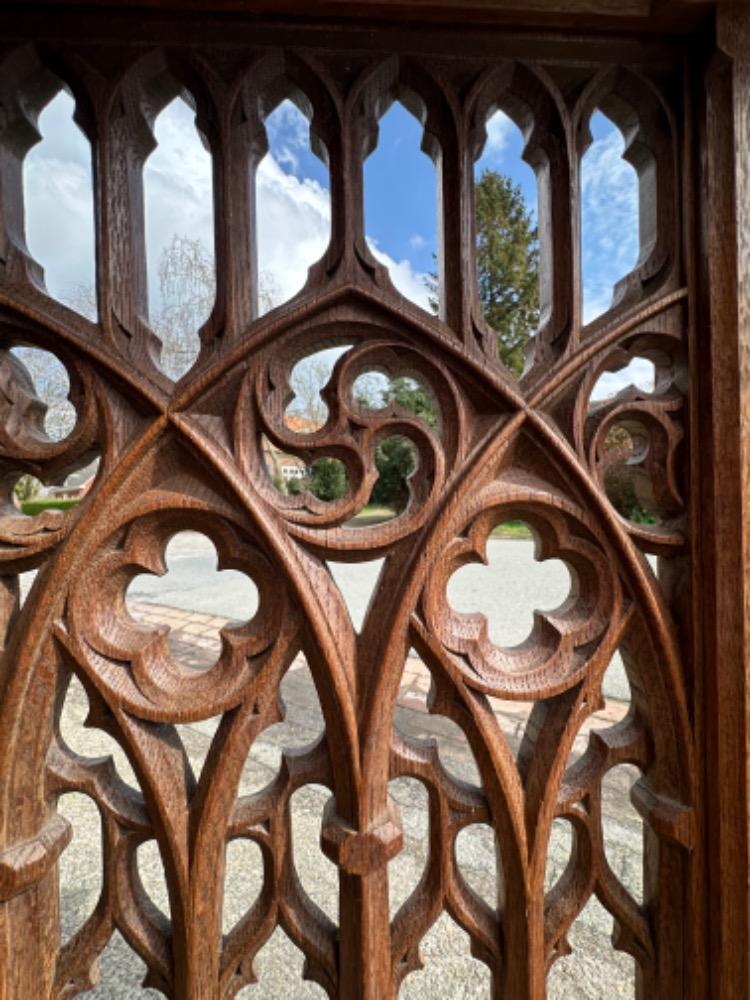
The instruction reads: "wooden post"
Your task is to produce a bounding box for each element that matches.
[697,6,750,997]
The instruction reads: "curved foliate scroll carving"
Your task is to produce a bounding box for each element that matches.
[0,343,96,465]
[236,324,467,553]
[0,340,100,572]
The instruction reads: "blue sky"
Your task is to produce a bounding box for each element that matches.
[364,103,437,277]
[21,89,652,396]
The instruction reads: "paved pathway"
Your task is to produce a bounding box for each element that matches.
[125,533,634,701]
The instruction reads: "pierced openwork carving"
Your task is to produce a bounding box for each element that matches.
[0,25,695,1000]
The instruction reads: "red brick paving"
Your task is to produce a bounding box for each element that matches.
[128,599,627,755]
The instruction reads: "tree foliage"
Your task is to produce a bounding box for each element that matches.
[13,475,41,502]
[310,458,348,502]
[371,436,416,508]
[154,234,215,379]
[290,457,348,502]
[9,347,76,442]
[602,424,658,524]
[428,169,540,376]
[288,372,438,508]
[381,377,437,429]
[288,356,333,430]
[382,169,540,501]
[474,170,540,375]
[153,235,278,379]
[352,377,437,509]
[367,378,436,509]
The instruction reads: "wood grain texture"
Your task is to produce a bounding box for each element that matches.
[0,4,735,997]
[694,7,750,999]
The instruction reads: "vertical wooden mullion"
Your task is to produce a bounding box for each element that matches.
[95,74,168,386]
[215,78,261,342]
[438,105,474,343]
[679,44,708,1000]
[696,7,750,998]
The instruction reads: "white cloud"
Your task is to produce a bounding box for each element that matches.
[366,238,431,310]
[23,92,96,301]
[590,356,655,401]
[478,110,514,165]
[144,97,215,319]
[581,119,640,323]
[20,91,649,410]
[255,153,331,305]
[20,95,652,410]
[22,92,432,334]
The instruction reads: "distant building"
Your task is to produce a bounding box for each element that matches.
[262,414,319,488]
[278,458,308,481]
[39,459,100,501]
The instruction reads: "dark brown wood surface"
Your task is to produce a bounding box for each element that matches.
[10,0,716,35]
[694,7,750,999]
[0,3,745,997]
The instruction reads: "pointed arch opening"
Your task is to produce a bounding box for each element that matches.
[364,96,438,315]
[23,87,97,317]
[143,93,215,379]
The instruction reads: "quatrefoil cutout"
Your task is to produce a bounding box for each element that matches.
[422,476,624,701]
[68,512,290,723]
[446,527,572,649]
[126,531,259,669]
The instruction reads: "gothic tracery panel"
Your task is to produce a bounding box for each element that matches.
[0,27,695,999]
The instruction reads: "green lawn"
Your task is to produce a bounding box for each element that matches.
[492,520,533,539]
[346,508,533,538]
[346,505,397,528]
[20,497,79,515]
[17,497,533,536]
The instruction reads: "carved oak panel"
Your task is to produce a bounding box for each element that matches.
[0,19,696,1000]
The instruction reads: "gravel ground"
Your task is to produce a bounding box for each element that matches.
[57,649,641,998]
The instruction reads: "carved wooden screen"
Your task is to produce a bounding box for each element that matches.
[0,17,699,1000]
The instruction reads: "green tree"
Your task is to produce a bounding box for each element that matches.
[311,458,347,502]
[429,169,539,376]
[353,377,437,510]
[370,378,436,509]
[475,170,539,375]
[13,475,41,503]
[293,458,347,503]
[381,377,437,429]
[602,424,659,524]
[371,436,416,509]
